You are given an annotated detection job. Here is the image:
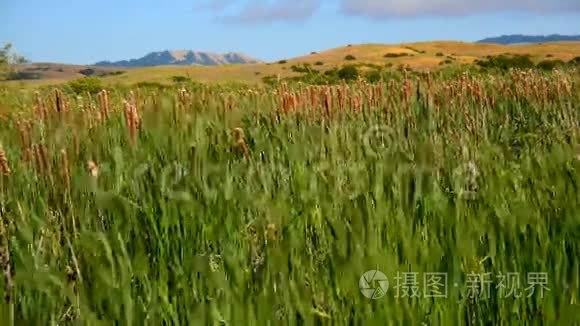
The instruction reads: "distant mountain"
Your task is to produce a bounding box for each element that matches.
[477,34,580,45]
[94,50,262,67]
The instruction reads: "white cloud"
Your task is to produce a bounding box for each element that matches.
[202,0,580,23]
[208,0,322,24]
[339,0,580,17]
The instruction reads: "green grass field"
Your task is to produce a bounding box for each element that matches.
[0,68,579,324]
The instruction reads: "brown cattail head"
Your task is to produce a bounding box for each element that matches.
[323,87,332,117]
[55,89,63,113]
[124,100,139,144]
[98,90,109,121]
[60,148,71,192]
[34,91,47,122]
[179,88,190,106]
[16,120,31,162]
[87,160,99,178]
[32,144,43,175]
[0,144,10,175]
[233,128,250,158]
[0,216,13,304]
[38,143,51,178]
[233,128,245,142]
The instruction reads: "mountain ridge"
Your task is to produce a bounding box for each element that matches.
[94,50,262,67]
[477,34,580,45]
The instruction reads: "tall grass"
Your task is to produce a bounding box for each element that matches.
[0,69,579,324]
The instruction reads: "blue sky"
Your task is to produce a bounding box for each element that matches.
[1,0,578,64]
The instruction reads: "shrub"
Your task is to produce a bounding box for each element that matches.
[536,60,565,71]
[324,68,338,76]
[476,54,534,70]
[344,55,356,61]
[103,71,125,77]
[278,60,287,64]
[384,53,411,58]
[358,63,381,70]
[67,76,103,94]
[314,61,324,66]
[569,57,580,65]
[261,75,278,85]
[6,71,41,80]
[546,54,554,58]
[79,68,96,76]
[365,70,382,83]
[310,52,317,55]
[439,59,454,66]
[134,81,171,89]
[385,62,394,68]
[436,52,444,57]
[171,76,190,83]
[404,46,425,54]
[337,65,359,81]
[290,64,318,74]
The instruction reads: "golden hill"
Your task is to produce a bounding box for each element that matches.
[4,41,580,87]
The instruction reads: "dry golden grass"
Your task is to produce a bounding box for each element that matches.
[3,41,580,87]
[289,41,580,68]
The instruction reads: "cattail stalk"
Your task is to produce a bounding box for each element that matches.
[233,128,250,158]
[73,132,80,157]
[61,148,71,192]
[87,160,99,179]
[38,143,51,179]
[55,89,63,113]
[124,100,140,144]
[98,90,110,121]
[0,218,12,305]
[35,91,47,122]
[323,87,332,117]
[16,120,31,162]
[32,144,43,175]
[0,144,10,175]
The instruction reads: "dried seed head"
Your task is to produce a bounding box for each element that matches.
[232,128,250,158]
[233,128,245,141]
[98,90,110,121]
[55,88,63,113]
[38,144,51,176]
[16,120,31,161]
[124,100,139,144]
[34,91,46,121]
[61,149,71,191]
[87,160,99,178]
[0,144,10,175]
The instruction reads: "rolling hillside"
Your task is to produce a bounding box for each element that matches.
[103,41,580,85]
[4,41,580,87]
[94,50,262,67]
